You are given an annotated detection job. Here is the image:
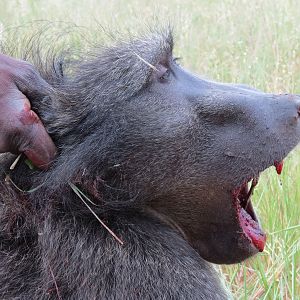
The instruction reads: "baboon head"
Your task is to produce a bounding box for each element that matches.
[20,30,300,265]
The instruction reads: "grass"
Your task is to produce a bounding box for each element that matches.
[0,0,299,299]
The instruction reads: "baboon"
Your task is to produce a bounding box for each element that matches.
[1,30,300,299]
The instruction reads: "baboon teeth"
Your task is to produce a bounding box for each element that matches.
[247,176,259,199]
[233,175,266,252]
[251,176,259,188]
[232,175,260,222]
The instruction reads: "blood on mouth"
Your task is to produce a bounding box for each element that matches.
[274,160,284,175]
[232,161,284,252]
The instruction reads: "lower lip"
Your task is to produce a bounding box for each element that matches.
[238,207,267,252]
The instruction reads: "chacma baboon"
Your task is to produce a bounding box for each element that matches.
[1,30,300,299]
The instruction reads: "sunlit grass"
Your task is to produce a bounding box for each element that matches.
[0,1,299,299]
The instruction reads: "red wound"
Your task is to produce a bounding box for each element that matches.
[274,160,284,175]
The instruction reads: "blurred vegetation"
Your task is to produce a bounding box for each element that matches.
[0,1,299,299]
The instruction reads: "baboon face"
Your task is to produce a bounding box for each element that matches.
[94,40,300,265]
[31,32,300,265]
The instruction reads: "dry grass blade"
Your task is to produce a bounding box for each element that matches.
[133,51,158,71]
[5,175,44,193]
[9,154,22,170]
[71,184,101,207]
[69,182,124,245]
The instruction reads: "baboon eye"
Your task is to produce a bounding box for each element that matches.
[157,65,170,82]
[173,57,181,66]
[160,69,170,81]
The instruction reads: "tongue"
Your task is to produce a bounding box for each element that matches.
[238,208,266,252]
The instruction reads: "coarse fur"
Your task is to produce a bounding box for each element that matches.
[1,28,300,299]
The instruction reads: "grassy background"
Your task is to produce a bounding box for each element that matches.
[0,0,299,299]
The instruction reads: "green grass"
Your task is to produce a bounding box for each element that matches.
[1,1,300,299]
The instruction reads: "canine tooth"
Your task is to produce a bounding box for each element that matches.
[252,177,258,187]
[274,160,284,175]
[245,177,258,210]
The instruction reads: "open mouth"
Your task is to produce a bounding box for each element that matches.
[232,160,284,252]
